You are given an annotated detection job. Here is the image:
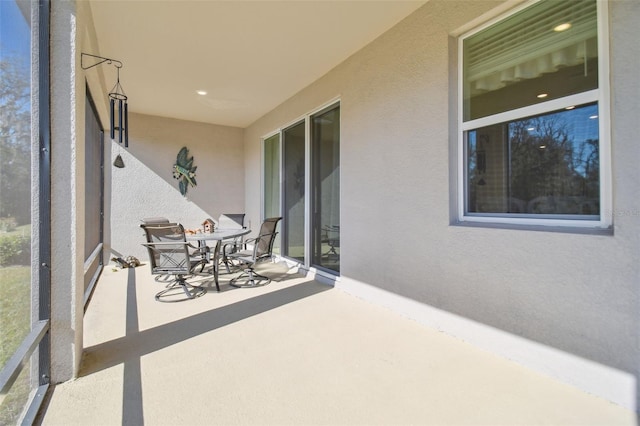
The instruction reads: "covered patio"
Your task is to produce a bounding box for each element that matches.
[3,0,639,422]
[39,262,633,425]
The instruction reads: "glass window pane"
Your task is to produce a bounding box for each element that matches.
[0,1,41,422]
[84,94,104,301]
[263,134,280,219]
[0,359,33,424]
[0,266,31,370]
[84,95,103,261]
[283,122,306,261]
[0,0,33,370]
[263,134,281,254]
[311,106,340,273]
[463,0,598,121]
[467,102,599,217]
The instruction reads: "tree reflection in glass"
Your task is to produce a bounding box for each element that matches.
[467,102,599,217]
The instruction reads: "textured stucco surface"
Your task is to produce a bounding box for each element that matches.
[109,113,245,260]
[243,0,640,404]
[51,1,247,380]
[47,0,640,407]
[50,0,84,382]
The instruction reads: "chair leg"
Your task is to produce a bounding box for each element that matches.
[222,251,238,274]
[229,267,271,288]
[155,275,206,302]
[223,256,232,274]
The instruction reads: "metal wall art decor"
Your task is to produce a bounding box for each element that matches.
[173,147,197,196]
[81,53,129,147]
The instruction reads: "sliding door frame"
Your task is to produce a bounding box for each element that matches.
[261,98,340,275]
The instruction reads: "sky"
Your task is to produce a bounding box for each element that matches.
[0,0,31,70]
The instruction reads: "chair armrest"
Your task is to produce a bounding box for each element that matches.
[142,241,191,247]
[243,232,274,245]
[187,242,208,252]
[142,242,209,262]
[222,238,246,261]
[187,242,210,262]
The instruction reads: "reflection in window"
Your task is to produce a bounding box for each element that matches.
[311,105,340,273]
[460,0,606,226]
[283,122,306,261]
[467,103,599,217]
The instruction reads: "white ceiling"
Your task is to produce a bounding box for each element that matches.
[88,0,426,128]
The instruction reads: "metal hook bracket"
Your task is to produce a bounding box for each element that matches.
[81,52,123,70]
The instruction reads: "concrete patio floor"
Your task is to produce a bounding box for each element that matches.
[39,260,635,425]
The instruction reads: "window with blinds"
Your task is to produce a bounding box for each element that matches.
[459,0,609,227]
[463,0,598,121]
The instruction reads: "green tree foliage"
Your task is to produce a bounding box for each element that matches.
[0,56,31,224]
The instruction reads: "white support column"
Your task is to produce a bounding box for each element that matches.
[49,0,85,382]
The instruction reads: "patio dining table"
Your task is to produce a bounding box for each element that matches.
[186,228,251,292]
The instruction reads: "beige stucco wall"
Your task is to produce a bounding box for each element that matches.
[109,113,244,260]
[49,0,639,407]
[50,0,246,382]
[244,0,640,408]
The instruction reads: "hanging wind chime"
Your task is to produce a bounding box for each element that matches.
[81,53,129,167]
[109,65,128,147]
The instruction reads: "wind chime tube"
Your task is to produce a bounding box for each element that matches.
[118,99,123,143]
[110,98,115,139]
[124,101,129,148]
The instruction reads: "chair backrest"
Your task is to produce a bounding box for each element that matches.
[254,217,282,261]
[140,223,191,275]
[218,213,245,229]
[141,217,171,225]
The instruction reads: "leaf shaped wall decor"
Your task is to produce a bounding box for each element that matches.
[172,146,197,196]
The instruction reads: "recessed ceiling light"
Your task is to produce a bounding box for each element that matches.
[537,93,548,99]
[196,90,207,96]
[554,22,572,32]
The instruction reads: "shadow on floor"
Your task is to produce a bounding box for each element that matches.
[77,267,330,424]
[189,261,304,293]
[79,277,330,378]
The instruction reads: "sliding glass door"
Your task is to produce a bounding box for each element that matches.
[311,105,340,272]
[282,121,306,262]
[263,133,280,254]
[263,102,340,274]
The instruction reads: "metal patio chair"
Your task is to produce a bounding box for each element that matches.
[140,223,208,302]
[227,217,282,288]
[218,213,247,273]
